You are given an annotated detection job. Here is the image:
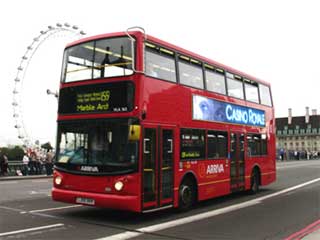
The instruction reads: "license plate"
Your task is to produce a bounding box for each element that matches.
[76,197,95,205]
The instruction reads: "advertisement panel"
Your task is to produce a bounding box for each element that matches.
[193,95,265,127]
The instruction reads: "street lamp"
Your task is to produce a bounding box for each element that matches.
[46,89,59,98]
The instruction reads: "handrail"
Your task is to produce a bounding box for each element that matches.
[125,26,146,40]
[125,26,146,74]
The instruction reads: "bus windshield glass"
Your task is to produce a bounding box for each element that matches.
[55,119,139,174]
[62,37,134,83]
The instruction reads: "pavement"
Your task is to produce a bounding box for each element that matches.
[287,223,320,240]
[0,174,52,181]
[299,220,320,240]
[303,230,320,240]
[0,174,318,240]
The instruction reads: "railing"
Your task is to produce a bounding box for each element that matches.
[8,161,24,175]
[6,161,47,176]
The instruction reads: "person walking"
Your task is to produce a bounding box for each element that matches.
[22,153,29,175]
[29,151,36,175]
[45,150,54,176]
[0,149,3,175]
[0,153,9,176]
[34,151,42,175]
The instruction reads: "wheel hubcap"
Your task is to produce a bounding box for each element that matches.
[181,185,191,204]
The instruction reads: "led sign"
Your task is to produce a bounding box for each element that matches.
[58,81,134,115]
[193,95,265,127]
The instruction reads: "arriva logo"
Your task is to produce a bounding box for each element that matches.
[80,166,99,172]
[206,164,224,174]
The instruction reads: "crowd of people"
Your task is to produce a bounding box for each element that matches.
[0,148,54,177]
[21,148,54,176]
[278,148,320,161]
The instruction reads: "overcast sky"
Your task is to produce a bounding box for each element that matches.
[1,0,320,146]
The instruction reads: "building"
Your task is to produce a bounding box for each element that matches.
[276,107,320,160]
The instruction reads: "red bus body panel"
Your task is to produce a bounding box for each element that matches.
[52,171,141,212]
[53,31,276,212]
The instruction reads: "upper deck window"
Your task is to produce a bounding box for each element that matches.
[178,56,204,89]
[259,84,272,106]
[145,43,176,82]
[244,79,259,103]
[62,37,133,83]
[226,73,244,99]
[205,65,226,95]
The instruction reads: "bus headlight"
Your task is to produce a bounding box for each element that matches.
[55,176,62,186]
[114,181,124,191]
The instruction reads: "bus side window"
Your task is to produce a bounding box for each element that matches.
[244,79,259,103]
[145,46,176,83]
[207,131,228,159]
[205,68,226,95]
[259,84,273,106]
[226,73,244,99]
[178,57,204,89]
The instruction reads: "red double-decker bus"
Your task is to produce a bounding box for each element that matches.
[52,27,276,212]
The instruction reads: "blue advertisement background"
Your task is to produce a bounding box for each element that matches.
[193,95,265,127]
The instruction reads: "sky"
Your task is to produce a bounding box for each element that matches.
[1,0,320,146]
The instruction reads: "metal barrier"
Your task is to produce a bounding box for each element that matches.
[7,161,46,176]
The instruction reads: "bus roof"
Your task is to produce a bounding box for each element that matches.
[66,31,270,86]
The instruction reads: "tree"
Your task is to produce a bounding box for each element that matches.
[0,146,24,161]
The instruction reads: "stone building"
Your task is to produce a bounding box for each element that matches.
[276,107,320,160]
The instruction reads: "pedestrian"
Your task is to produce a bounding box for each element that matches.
[1,153,9,176]
[0,149,3,175]
[29,151,36,175]
[35,151,42,175]
[22,153,29,176]
[45,150,54,176]
[280,149,284,161]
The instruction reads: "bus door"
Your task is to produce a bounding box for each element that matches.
[142,126,174,211]
[230,132,245,192]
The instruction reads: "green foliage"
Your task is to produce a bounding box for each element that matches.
[0,145,24,161]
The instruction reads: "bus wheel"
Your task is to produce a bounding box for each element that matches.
[178,178,196,211]
[250,169,260,194]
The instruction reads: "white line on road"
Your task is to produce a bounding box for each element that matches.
[28,189,50,195]
[0,181,18,185]
[31,179,50,183]
[28,205,82,213]
[96,177,320,240]
[0,205,25,213]
[0,223,64,237]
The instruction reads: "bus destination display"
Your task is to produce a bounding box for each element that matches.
[58,81,134,114]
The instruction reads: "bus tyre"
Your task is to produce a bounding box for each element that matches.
[178,178,196,211]
[250,169,260,194]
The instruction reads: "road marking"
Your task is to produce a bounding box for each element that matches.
[0,223,64,237]
[0,181,18,185]
[31,179,50,183]
[96,177,320,240]
[28,189,50,195]
[0,205,25,213]
[28,205,82,213]
[285,219,320,240]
